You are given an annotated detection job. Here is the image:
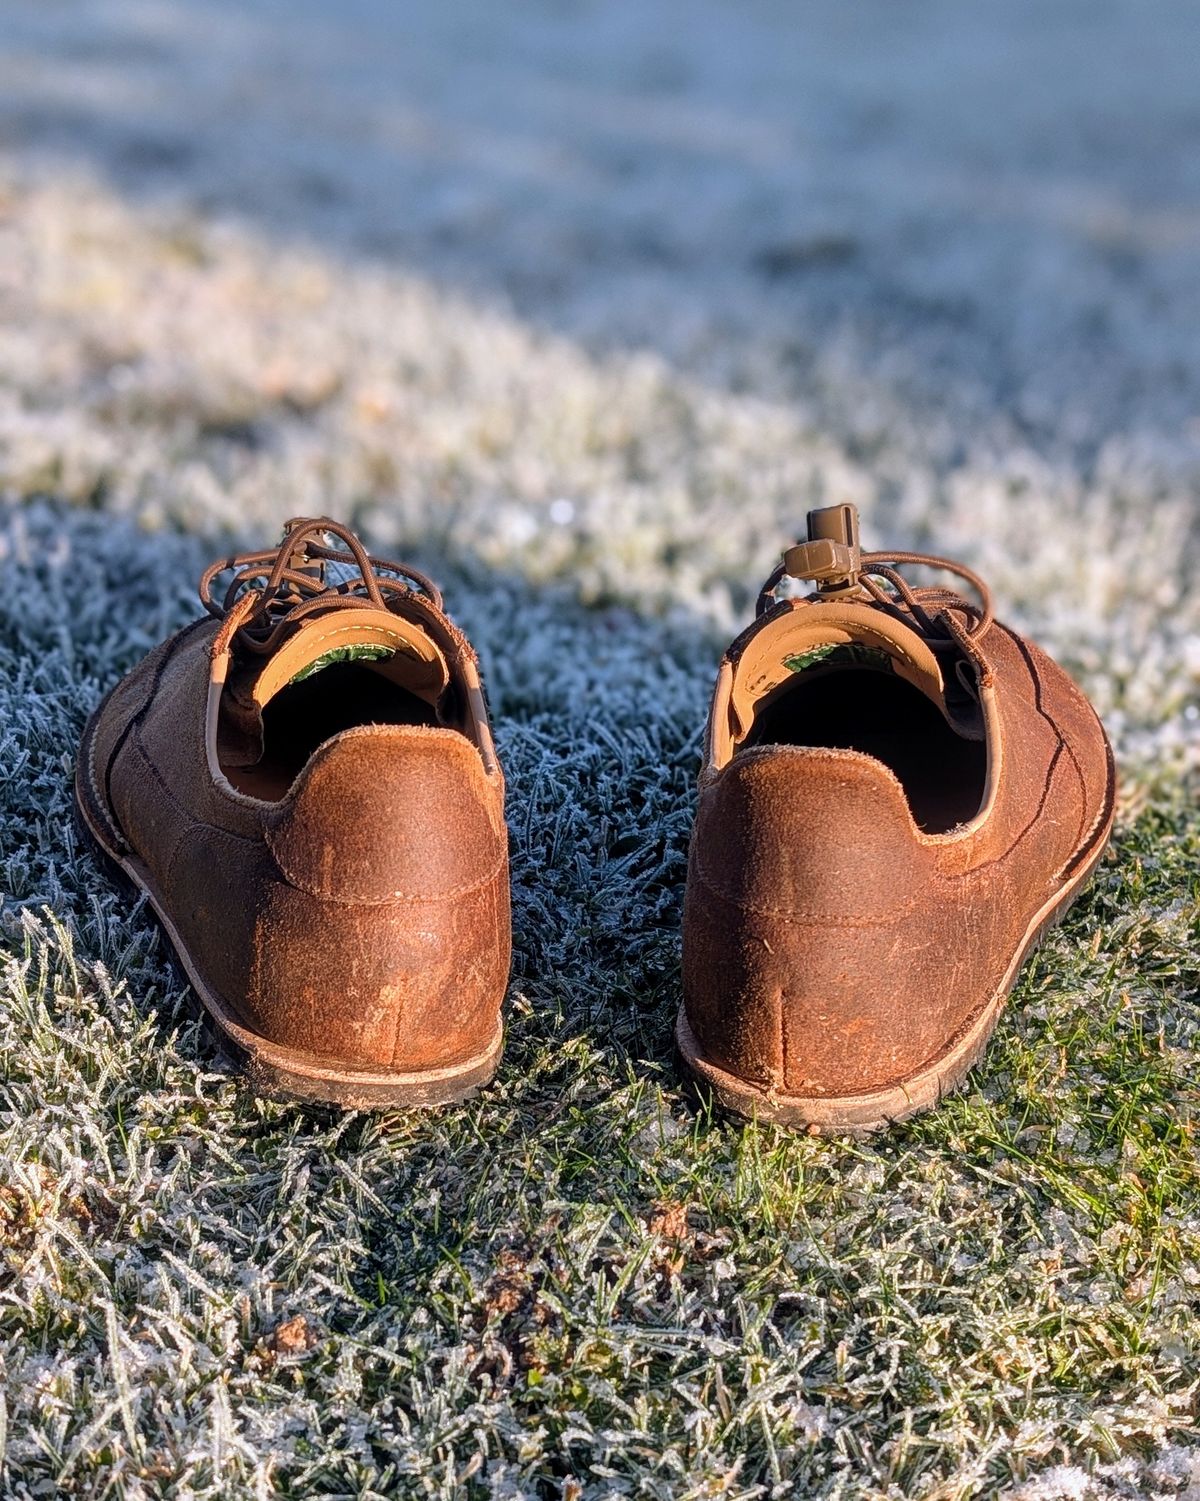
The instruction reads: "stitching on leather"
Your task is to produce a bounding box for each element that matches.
[88,618,505,915]
[163,818,268,893]
[940,739,1064,882]
[1056,732,1090,844]
[1058,705,1117,879]
[85,711,113,828]
[122,727,260,900]
[97,620,212,844]
[1008,629,1096,861]
[82,707,127,851]
[169,816,507,912]
[130,691,500,905]
[264,621,416,671]
[862,637,925,678]
[132,717,258,839]
[132,735,203,888]
[305,623,406,642]
[933,627,1071,882]
[267,844,509,907]
[941,633,1109,884]
[690,858,917,925]
[736,619,930,700]
[1042,649,1111,853]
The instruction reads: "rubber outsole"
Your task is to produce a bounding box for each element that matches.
[73,703,502,1110]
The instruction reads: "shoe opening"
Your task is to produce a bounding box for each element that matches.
[742,658,986,834]
[227,656,445,801]
[213,602,484,801]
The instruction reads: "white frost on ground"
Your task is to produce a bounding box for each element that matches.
[0,2,1198,1497]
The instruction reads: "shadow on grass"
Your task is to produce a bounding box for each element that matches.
[3,499,1198,1498]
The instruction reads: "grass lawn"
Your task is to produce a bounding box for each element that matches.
[1,24,1199,1491]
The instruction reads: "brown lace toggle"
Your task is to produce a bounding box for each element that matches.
[200,516,444,659]
[756,503,996,683]
[781,502,863,596]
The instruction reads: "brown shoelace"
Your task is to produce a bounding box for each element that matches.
[201,517,442,659]
[756,546,995,681]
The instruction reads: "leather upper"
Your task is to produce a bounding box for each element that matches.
[80,607,511,1073]
[682,600,1116,1099]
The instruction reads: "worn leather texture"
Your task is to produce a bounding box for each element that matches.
[80,613,511,1073]
[682,614,1115,1099]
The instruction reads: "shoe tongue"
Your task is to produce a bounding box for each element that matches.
[727,599,949,744]
[217,605,451,758]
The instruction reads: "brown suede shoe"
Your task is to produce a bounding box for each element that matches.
[679,504,1116,1131]
[75,519,510,1107]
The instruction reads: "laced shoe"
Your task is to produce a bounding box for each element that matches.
[679,503,1115,1130]
[75,518,510,1106]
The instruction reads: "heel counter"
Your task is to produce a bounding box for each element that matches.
[248,867,510,1070]
[682,747,928,1092]
[266,724,506,904]
[247,726,510,1069]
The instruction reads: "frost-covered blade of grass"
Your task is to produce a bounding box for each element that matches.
[0,50,1198,1498]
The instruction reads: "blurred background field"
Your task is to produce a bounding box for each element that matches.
[0,3,1198,1498]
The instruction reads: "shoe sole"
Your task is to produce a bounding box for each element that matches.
[676,756,1117,1134]
[73,701,502,1110]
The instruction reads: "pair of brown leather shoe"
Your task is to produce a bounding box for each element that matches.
[75,509,1115,1129]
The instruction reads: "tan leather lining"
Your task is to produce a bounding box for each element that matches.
[249,607,450,710]
[732,603,945,732]
[711,601,949,769]
[204,604,503,798]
